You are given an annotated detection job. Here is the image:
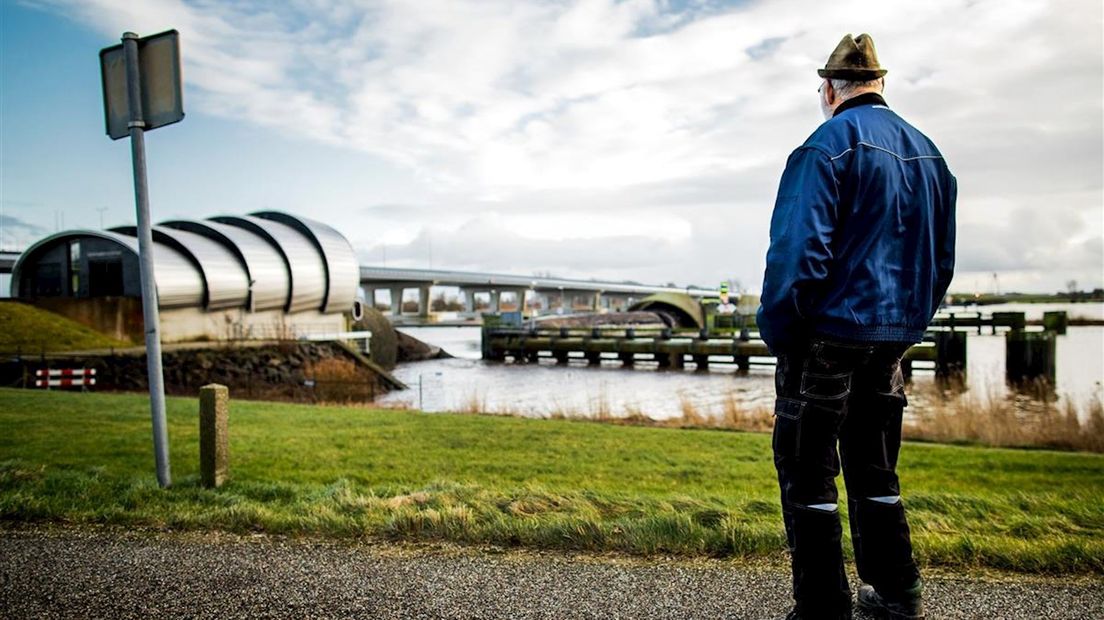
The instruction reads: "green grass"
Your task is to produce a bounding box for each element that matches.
[0,302,130,353]
[1,388,1102,574]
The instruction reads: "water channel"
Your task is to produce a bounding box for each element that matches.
[379,303,1104,421]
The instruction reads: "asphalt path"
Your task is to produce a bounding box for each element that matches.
[1,527,1101,619]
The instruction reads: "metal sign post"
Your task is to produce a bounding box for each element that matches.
[101,30,184,488]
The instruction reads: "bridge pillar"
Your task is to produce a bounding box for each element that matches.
[390,287,404,317]
[418,285,432,318]
[519,288,531,315]
[363,287,376,309]
[592,292,602,312]
[490,290,501,313]
[530,291,546,316]
[460,288,476,315]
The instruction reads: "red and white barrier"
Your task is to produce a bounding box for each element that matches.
[34,368,97,388]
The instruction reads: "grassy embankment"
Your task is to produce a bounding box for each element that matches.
[1,388,1102,574]
[0,302,130,353]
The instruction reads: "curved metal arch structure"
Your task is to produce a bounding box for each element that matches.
[12,211,359,317]
[161,219,290,311]
[110,225,251,310]
[251,211,359,314]
[10,229,204,308]
[211,215,327,313]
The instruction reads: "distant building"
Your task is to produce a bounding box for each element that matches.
[10,211,359,343]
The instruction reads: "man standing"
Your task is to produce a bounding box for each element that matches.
[757,34,956,620]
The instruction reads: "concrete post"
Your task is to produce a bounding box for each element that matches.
[490,290,501,313]
[418,285,432,318]
[390,287,404,317]
[365,287,376,308]
[199,384,229,489]
[592,292,602,312]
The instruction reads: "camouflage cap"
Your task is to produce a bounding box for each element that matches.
[817,33,887,80]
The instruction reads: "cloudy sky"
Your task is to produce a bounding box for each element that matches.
[1,0,1101,293]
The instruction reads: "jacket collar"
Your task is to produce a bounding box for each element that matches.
[833,92,887,117]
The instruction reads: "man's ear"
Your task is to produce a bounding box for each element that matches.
[824,81,836,106]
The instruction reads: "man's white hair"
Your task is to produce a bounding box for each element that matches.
[829,77,885,99]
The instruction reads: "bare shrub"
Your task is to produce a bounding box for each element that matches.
[306,357,377,403]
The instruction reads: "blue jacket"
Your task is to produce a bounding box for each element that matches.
[757,93,956,353]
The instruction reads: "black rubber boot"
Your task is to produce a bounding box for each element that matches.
[856,584,924,619]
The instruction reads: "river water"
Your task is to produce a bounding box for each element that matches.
[379,303,1104,421]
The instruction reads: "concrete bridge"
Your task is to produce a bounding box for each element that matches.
[360,266,717,324]
[2,251,717,324]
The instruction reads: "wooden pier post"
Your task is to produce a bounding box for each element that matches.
[933,330,967,379]
[199,384,229,489]
[585,351,602,365]
[734,355,750,374]
[1006,330,1056,385]
[619,352,635,366]
[1042,311,1068,335]
[693,354,709,370]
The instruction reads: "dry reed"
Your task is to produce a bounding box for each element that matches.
[904,384,1104,452]
[450,384,1103,453]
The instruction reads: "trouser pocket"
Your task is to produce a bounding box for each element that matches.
[800,370,852,400]
[772,397,806,458]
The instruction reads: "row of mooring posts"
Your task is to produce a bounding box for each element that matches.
[482,310,1065,386]
[932,311,1060,386]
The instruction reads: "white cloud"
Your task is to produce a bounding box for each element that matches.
[27,0,1104,291]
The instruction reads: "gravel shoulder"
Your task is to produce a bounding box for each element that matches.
[1,526,1101,619]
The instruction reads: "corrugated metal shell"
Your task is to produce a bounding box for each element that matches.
[252,211,360,313]
[9,230,204,308]
[212,215,327,313]
[161,219,290,311]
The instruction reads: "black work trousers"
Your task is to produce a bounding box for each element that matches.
[772,337,921,616]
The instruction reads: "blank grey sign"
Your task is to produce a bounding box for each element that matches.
[100,30,184,140]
